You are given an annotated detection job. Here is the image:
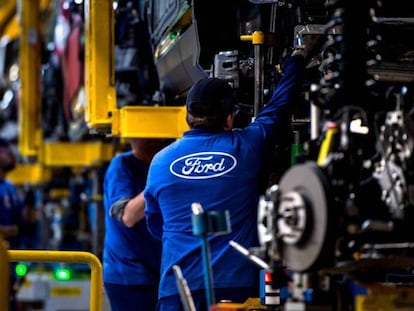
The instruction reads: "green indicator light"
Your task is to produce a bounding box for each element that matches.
[15,264,27,277]
[55,268,71,281]
[169,32,177,39]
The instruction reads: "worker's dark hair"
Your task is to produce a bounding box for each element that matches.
[186,111,228,130]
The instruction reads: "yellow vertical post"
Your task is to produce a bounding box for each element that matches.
[84,0,116,130]
[18,0,42,157]
[0,0,16,37]
[0,238,9,311]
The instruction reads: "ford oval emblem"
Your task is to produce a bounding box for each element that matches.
[170,152,237,179]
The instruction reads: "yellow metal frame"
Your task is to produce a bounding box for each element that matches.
[11,0,190,185]
[1,14,18,40]
[0,239,9,311]
[8,250,102,311]
[6,0,116,179]
[84,0,116,129]
[0,0,16,37]
[113,106,188,138]
[7,141,114,185]
[7,163,51,186]
[40,142,114,167]
[84,0,189,138]
[18,0,42,157]
[355,283,414,311]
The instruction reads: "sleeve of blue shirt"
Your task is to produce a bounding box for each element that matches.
[104,153,137,209]
[144,189,163,240]
[4,181,25,248]
[249,54,306,145]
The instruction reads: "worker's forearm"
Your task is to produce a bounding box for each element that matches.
[0,225,18,238]
[122,191,145,227]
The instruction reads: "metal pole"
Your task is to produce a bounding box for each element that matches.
[191,203,216,309]
[253,31,265,117]
[201,234,215,308]
[240,31,266,119]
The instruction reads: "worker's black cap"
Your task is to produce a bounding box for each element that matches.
[186,78,236,116]
[0,137,10,148]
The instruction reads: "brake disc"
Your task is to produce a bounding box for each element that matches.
[276,161,335,272]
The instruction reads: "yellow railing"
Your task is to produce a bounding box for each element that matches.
[8,250,103,311]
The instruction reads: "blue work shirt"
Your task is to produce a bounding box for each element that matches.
[144,55,306,298]
[0,179,23,249]
[103,151,162,285]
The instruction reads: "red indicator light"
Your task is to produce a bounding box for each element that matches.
[264,271,272,283]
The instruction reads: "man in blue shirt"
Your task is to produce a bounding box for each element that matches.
[0,138,24,311]
[103,138,173,311]
[144,47,314,311]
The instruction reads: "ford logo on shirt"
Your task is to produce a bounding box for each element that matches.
[170,152,237,179]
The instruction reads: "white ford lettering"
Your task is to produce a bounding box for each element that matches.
[182,156,225,174]
[170,152,237,179]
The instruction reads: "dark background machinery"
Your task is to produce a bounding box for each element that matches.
[253,0,414,309]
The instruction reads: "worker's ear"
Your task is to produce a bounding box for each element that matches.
[224,113,235,131]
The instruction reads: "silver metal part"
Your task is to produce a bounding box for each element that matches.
[173,265,196,311]
[277,191,307,245]
[258,184,278,246]
[213,50,239,88]
[276,162,332,272]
